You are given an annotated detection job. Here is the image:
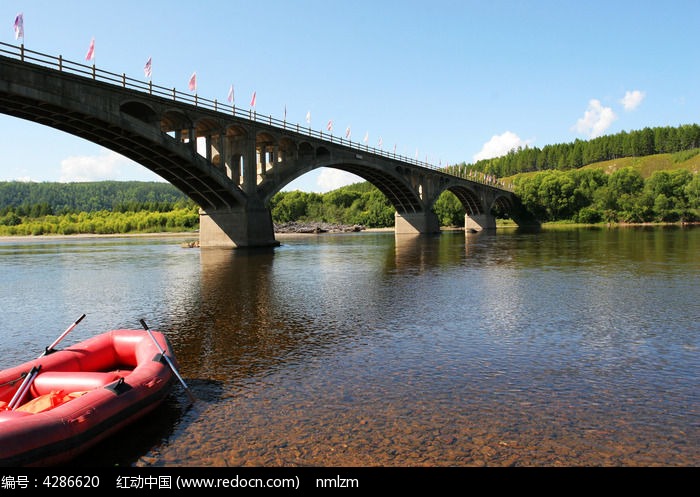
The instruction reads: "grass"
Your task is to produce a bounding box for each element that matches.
[577,150,700,178]
[503,148,700,184]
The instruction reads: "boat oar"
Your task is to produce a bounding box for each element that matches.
[139,319,196,404]
[7,314,86,410]
[8,365,41,410]
[41,313,86,357]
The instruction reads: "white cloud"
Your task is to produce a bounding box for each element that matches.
[59,150,163,182]
[473,131,531,162]
[316,168,363,192]
[620,90,645,111]
[572,99,617,138]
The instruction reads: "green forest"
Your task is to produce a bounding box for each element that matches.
[1,124,699,236]
[0,181,199,236]
[448,123,700,177]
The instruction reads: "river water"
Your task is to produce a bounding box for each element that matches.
[0,227,697,467]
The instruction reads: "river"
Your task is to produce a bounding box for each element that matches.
[0,226,697,467]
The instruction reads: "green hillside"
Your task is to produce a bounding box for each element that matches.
[579,149,700,177]
[505,149,700,184]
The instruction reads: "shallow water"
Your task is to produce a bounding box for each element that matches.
[0,227,697,467]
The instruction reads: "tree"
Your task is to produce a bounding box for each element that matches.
[433,191,465,227]
[608,167,644,198]
[270,191,311,223]
[684,174,700,209]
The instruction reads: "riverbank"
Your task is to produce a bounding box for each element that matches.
[1,221,696,244]
[0,232,199,243]
[0,225,374,244]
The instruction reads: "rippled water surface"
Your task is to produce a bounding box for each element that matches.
[0,227,697,467]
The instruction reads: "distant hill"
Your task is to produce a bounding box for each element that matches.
[0,181,190,213]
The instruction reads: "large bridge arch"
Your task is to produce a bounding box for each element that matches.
[259,159,425,214]
[436,184,495,231]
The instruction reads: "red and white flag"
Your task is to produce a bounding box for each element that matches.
[327,120,333,132]
[250,91,256,108]
[305,111,311,124]
[85,37,95,62]
[345,126,351,139]
[363,131,369,144]
[227,85,234,103]
[13,13,23,40]
[144,57,152,79]
[188,72,197,92]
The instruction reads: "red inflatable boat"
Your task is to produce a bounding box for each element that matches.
[0,326,179,466]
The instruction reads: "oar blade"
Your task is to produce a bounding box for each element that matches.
[139,319,196,405]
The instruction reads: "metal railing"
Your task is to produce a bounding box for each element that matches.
[0,41,512,191]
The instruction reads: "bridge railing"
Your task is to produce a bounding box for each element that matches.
[0,42,513,192]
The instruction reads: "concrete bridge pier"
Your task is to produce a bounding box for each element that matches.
[199,205,280,248]
[394,211,441,234]
[465,213,497,231]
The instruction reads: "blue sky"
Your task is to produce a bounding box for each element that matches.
[1,0,698,192]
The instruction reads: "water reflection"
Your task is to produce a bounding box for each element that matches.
[2,228,697,466]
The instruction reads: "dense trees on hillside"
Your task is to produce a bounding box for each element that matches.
[443,124,700,178]
[514,167,699,223]
[0,181,191,213]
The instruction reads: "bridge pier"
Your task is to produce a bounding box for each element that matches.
[465,213,497,231]
[394,211,440,234]
[199,206,279,248]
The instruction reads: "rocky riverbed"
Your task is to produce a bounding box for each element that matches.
[273,221,366,234]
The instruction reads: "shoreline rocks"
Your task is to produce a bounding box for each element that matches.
[273,222,366,234]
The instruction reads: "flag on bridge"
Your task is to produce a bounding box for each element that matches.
[345,126,351,139]
[327,120,333,132]
[13,13,23,40]
[188,72,197,92]
[85,37,95,62]
[250,91,256,108]
[227,85,234,103]
[363,131,368,144]
[144,57,152,79]
[306,111,311,125]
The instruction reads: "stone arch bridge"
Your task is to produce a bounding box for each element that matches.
[0,43,538,247]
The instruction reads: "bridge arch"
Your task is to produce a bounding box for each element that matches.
[120,101,158,124]
[260,158,425,216]
[443,186,484,216]
[316,146,331,161]
[160,109,192,133]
